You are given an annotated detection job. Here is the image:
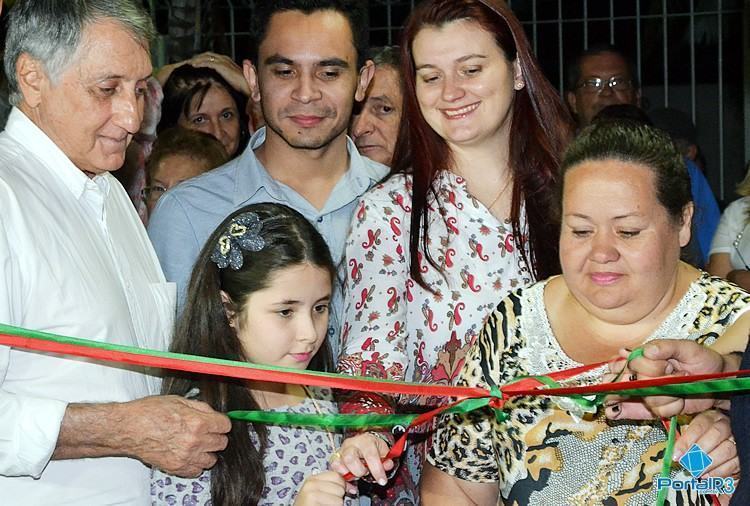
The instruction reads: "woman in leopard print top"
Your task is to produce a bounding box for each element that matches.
[423,122,749,505]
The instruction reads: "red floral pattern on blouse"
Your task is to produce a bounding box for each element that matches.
[337,172,534,498]
[339,171,532,393]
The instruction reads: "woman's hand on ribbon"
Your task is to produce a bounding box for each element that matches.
[329,432,394,492]
[604,340,725,420]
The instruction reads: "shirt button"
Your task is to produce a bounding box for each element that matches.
[316,216,323,223]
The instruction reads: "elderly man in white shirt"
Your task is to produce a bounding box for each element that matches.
[0,2,231,504]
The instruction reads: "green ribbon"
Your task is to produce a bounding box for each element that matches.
[0,323,485,398]
[513,374,599,410]
[657,416,678,506]
[229,395,497,427]
[590,378,747,397]
[226,348,725,505]
[0,324,741,502]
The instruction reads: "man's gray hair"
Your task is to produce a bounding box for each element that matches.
[5,0,155,106]
[369,46,401,71]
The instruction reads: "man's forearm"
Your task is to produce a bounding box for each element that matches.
[52,402,129,460]
[52,395,232,477]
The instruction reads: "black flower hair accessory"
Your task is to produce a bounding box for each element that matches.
[210,212,265,270]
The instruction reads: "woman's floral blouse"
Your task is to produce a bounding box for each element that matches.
[338,171,532,490]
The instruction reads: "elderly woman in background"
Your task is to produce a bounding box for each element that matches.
[423,122,748,505]
[335,0,573,500]
[707,163,750,290]
[159,64,249,159]
[142,127,228,215]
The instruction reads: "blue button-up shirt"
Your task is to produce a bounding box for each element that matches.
[685,158,720,267]
[148,127,387,357]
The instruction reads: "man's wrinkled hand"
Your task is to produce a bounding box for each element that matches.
[120,395,231,477]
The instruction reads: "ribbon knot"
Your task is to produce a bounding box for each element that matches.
[488,386,508,422]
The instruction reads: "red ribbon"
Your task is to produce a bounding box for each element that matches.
[0,332,488,398]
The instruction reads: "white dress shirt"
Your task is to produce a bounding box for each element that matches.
[0,108,176,505]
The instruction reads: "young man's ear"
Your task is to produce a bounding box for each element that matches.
[16,53,47,109]
[243,59,261,103]
[220,290,238,328]
[354,60,375,102]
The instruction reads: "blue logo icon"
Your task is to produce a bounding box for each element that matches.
[679,444,713,478]
[656,444,734,495]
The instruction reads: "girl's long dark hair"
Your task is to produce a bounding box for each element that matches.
[158,64,250,157]
[162,203,335,506]
[392,0,574,288]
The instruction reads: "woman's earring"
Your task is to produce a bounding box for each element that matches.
[514,81,525,91]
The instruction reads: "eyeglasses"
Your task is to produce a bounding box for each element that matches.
[576,76,633,94]
[141,185,167,203]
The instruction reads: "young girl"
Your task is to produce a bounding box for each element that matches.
[151,203,392,506]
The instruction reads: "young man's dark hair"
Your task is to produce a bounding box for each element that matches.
[253,0,368,66]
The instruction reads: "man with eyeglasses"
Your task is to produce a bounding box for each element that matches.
[565,44,720,269]
[565,44,640,127]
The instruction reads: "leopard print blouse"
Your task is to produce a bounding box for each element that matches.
[428,272,750,505]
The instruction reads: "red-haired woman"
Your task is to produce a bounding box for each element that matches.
[333,0,574,500]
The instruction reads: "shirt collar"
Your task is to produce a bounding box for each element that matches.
[232,126,386,206]
[4,107,112,201]
[232,127,281,205]
[342,134,387,193]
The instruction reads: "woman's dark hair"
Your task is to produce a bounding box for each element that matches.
[158,64,249,157]
[392,0,574,289]
[559,121,692,225]
[162,202,335,505]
